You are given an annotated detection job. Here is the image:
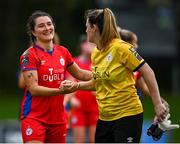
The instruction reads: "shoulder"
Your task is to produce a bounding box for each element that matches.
[112,39,132,50]
[55,44,72,55]
[108,39,133,57]
[55,44,69,51]
[119,40,136,57]
[21,46,35,58]
[73,57,79,61]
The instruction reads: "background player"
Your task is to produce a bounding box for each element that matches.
[119,28,179,140]
[64,34,98,143]
[119,28,169,104]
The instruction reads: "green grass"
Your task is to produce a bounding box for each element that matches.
[0,91,179,142]
[0,92,21,120]
[142,93,180,142]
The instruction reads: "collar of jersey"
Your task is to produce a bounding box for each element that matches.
[34,44,54,55]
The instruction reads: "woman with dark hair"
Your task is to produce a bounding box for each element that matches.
[19,10,91,143]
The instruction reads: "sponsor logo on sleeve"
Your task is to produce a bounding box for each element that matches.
[22,57,29,66]
[129,47,142,61]
[22,50,30,66]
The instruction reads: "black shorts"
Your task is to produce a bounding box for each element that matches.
[95,113,143,143]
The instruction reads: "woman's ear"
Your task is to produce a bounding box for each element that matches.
[92,24,98,32]
[32,31,36,37]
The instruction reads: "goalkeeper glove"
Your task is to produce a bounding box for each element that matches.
[147,113,179,141]
[158,113,179,131]
[147,123,164,141]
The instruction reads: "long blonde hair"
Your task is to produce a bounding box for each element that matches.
[85,8,120,50]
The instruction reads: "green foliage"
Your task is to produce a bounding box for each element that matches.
[142,93,180,142]
[0,92,21,120]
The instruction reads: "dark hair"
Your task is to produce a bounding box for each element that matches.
[119,29,135,44]
[26,10,55,45]
[85,9,104,34]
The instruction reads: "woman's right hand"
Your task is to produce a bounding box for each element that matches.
[59,80,79,94]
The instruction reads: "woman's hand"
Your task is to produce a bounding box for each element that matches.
[161,98,169,115]
[154,103,167,122]
[59,80,79,94]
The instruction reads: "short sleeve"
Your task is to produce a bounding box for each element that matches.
[119,46,145,72]
[20,49,37,71]
[65,48,74,67]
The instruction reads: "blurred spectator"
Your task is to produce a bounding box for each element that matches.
[64,34,98,143]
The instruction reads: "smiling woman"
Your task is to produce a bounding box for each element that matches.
[32,16,55,44]
[19,10,92,143]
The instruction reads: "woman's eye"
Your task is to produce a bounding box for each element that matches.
[38,24,44,28]
[47,22,53,26]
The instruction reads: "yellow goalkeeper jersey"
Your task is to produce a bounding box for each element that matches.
[91,38,145,121]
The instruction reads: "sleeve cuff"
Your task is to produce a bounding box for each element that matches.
[133,61,146,72]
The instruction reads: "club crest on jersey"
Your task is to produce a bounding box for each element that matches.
[106,54,112,62]
[26,127,33,136]
[60,56,65,66]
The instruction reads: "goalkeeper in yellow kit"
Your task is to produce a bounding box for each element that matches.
[60,8,178,143]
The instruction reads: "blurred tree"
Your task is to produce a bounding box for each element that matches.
[0,0,21,92]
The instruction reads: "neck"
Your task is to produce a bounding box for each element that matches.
[97,43,103,51]
[93,36,102,51]
[36,41,53,51]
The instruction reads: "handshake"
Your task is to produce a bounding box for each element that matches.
[147,113,179,141]
[59,80,79,94]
